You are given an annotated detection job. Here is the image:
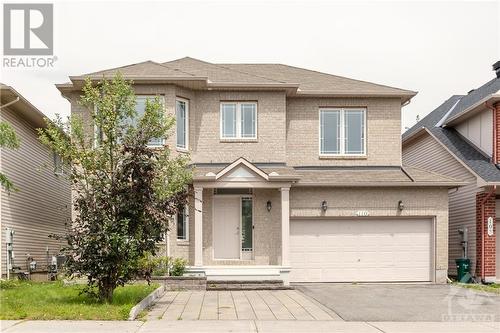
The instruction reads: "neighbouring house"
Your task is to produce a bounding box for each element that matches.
[57,57,462,285]
[0,84,72,279]
[403,61,500,283]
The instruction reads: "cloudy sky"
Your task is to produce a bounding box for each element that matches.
[2,0,498,131]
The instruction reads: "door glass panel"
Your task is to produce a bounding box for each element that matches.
[241,198,253,251]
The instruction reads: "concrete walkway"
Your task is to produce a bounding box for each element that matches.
[146,290,340,321]
[2,320,499,333]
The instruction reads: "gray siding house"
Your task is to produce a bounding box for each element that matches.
[57,57,462,284]
[0,84,72,279]
[403,62,500,283]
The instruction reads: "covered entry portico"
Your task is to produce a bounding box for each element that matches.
[189,158,299,284]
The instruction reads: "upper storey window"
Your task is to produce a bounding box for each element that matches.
[320,108,366,156]
[176,98,189,151]
[220,102,257,139]
[94,95,165,148]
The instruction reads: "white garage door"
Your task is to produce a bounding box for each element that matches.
[290,218,432,282]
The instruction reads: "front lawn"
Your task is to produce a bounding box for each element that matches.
[455,282,500,295]
[0,280,158,320]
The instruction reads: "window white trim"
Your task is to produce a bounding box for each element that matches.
[220,102,257,140]
[176,97,189,151]
[176,205,189,242]
[319,108,366,157]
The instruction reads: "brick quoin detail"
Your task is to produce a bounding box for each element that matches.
[476,192,496,278]
[494,102,500,164]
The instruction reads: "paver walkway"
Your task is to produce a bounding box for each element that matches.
[146,290,341,321]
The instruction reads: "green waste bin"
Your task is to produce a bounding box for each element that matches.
[455,258,471,283]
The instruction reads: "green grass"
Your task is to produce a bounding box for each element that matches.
[0,280,158,320]
[455,282,500,295]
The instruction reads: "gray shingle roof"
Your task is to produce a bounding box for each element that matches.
[444,77,500,123]
[70,57,416,99]
[295,166,462,186]
[192,162,463,186]
[81,60,198,78]
[403,90,500,183]
[219,62,416,97]
[163,58,285,85]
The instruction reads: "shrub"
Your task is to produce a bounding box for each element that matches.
[170,258,188,277]
[138,254,187,279]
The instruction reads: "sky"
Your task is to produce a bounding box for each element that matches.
[1,0,499,132]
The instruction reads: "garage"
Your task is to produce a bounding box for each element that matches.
[290,218,433,283]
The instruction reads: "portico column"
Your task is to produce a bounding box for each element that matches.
[281,187,290,266]
[194,187,203,267]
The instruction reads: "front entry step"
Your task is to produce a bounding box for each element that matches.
[207,280,293,291]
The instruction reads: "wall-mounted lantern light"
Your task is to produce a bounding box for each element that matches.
[321,200,328,212]
[266,200,272,212]
[398,200,404,211]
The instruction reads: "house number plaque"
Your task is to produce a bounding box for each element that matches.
[487,217,494,237]
[356,210,369,217]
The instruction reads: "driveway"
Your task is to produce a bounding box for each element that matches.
[295,283,500,322]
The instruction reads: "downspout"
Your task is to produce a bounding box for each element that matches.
[0,96,20,280]
[479,185,496,282]
[485,102,497,164]
[480,103,499,282]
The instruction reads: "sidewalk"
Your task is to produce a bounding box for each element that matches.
[1,320,499,333]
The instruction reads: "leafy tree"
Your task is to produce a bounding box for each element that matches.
[0,121,20,192]
[39,74,191,302]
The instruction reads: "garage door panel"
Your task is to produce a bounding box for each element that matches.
[290,219,432,282]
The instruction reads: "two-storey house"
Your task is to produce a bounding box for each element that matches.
[403,62,500,283]
[57,57,461,285]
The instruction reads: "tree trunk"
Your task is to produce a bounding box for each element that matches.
[99,280,116,303]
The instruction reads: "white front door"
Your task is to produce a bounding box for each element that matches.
[214,197,240,259]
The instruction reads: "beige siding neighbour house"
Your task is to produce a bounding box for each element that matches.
[0,84,71,279]
[403,62,500,282]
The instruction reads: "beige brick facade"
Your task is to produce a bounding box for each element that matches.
[71,87,402,166]
[286,97,402,166]
[290,186,449,283]
[165,185,449,282]
[167,188,283,266]
[191,91,287,163]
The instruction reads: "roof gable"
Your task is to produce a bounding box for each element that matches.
[444,77,500,125]
[403,95,500,183]
[216,158,269,181]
